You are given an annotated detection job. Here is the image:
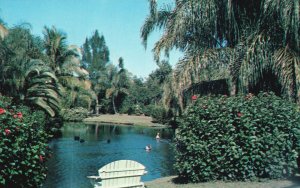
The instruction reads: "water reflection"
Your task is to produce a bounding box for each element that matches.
[42,123,175,188]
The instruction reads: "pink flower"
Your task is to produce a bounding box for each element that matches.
[39,155,44,162]
[191,95,197,101]
[237,112,243,117]
[5,129,11,136]
[0,108,6,115]
[16,112,23,119]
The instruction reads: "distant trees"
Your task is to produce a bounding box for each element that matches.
[105,57,130,114]
[0,23,96,117]
[0,19,176,121]
[82,30,112,112]
[42,26,95,112]
[82,30,110,81]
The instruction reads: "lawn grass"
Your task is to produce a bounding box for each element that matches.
[83,114,165,127]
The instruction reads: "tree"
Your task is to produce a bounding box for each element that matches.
[141,0,300,104]
[43,26,95,110]
[105,57,130,114]
[82,30,110,81]
[24,59,61,117]
[57,45,96,110]
[145,61,172,106]
[43,26,79,74]
[0,25,47,97]
[0,25,61,117]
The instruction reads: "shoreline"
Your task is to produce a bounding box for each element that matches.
[83,114,167,127]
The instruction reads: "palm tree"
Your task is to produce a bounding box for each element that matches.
[43,26,78,73]
[24,59,61,117]
[105,58,130,114]
[0,24,61,117]
[43,27,96,110]
[141,0,300,104]
[58,45,96,110]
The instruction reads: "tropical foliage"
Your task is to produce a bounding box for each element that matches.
[175,93,300,182]
[43,26,96,112]
[141,0,300,108]
[0,95,50,187]
[23,60,61,117]
[60,107,89,122]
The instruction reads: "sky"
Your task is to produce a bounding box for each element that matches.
[0,0,183,78]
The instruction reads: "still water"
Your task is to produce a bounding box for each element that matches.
[42,123,175,188]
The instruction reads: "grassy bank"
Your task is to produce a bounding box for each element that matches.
[83,114,165,127]
[145,176,300,188]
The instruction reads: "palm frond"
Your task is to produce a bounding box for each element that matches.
[274,47,300,101]
[28,97,56,117]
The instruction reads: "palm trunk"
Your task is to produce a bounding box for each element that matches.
[112,95,118,114]
[290,63,298,103]
[229,78,237,96]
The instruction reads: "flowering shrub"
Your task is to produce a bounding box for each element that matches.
[175,92,300,182]
[0,95,50,187]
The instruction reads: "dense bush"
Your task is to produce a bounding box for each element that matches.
[175,93,300,182]
[118,103,143,115]
[60,107,89,122]
[0,95,50,187]
[143,105,170,124]
[142,105,155,117]
[74,95,92,109]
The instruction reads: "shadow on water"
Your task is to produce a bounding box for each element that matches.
[42,122,176,188]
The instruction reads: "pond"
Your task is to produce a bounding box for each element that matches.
[42,123,176,188]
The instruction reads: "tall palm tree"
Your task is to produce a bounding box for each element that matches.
[43,26,78,73]
[105,58,129,114]
[43,27,96,109]
[141,0,300,104]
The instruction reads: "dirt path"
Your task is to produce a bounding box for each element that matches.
[83,114,165,127]
[145,176,300,188]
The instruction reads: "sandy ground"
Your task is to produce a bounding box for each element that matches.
[83,114,165,127]
[145,175,300,188]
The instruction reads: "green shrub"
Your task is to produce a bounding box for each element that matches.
[0,95,50,187]
[175,92,300,182]
[142,105,155,117]
[128,104,143,115]
[74,95,92,109]
[143,105,170,124]
[60,107,89,122]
